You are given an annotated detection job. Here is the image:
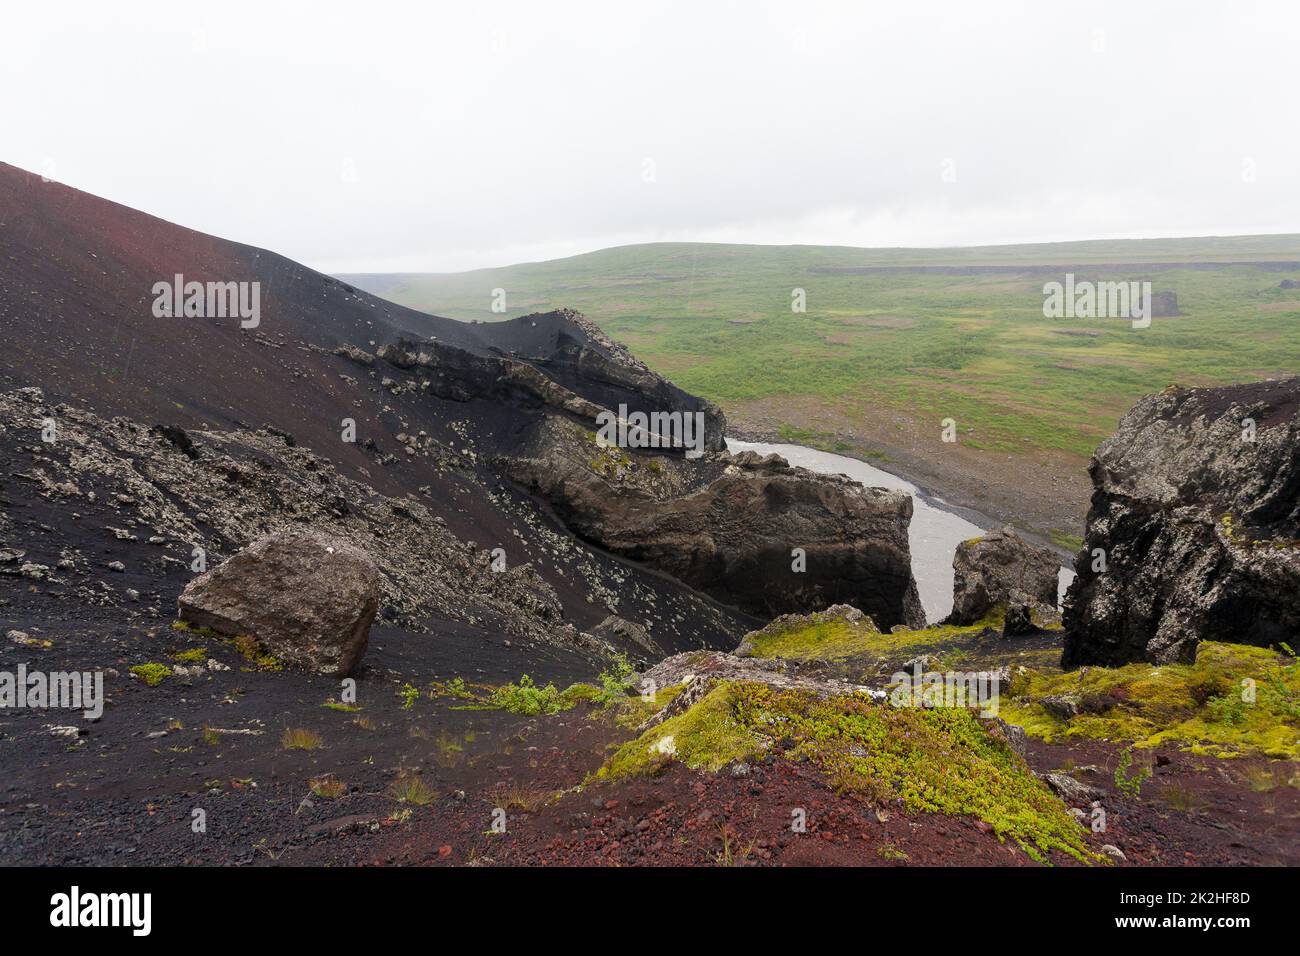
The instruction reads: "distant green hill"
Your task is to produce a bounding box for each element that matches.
[340,235,1300,469]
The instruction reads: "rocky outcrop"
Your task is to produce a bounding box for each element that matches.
[0,387,599,650]
[634,647,882,731]
[375,308,725,456]
[507,309,728,455]
[505,420,925,629]
[735,603,876,657]
[1063,378,1300,667]
[1001,604,1035,637]
[590,615,661,659]
[949,527,1059,625]
[179,530,379,676]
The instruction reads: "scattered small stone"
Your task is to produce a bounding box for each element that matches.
[1044,772,1104,805]
[19,562,51,580]
[1040,694,1080,720]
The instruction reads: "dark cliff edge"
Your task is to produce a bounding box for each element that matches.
[0,161,918,651]
[1063,377,1300,667]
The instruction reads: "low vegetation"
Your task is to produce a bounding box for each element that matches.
[129,663,170,687]
[171,621,281,671]
[1002,641,1300,758]
[747,612,1004,662]
[280,727,324,751]
[451,655,642,716]
[746,609,1060,674]
[357,239,1300,462]
[309,775,347,799]
[597,680,1097,863]
[322,699,361,713]
[388,772,435,806]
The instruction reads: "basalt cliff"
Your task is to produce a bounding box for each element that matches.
[1063,377,1300,667]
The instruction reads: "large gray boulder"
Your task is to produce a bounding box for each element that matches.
[1063,378,1300,667]
[949,527,1059,626]
[179,530,379,676]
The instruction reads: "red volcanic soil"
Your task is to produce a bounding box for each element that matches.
[349,734,1299,868]
[5,595,1292,868]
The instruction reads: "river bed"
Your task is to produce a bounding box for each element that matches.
[726,440,1074,623]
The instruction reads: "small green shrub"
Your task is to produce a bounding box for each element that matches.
[1114,747,1151,798]
[130,663,170,687]
[1206,694,1247,726]
[594,654,636,706]
[428,676,477,701]
[488,675,565,715]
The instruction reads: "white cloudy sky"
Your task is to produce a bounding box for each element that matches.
[6,1,1299,273]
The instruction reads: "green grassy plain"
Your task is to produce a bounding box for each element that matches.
[344,236,1300,460]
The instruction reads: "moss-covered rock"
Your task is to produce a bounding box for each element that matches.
[597,680,1098,863]
[739,605,1061,677]
[1002,641,1300,758]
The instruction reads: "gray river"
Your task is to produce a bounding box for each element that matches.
[726,440,1074,624]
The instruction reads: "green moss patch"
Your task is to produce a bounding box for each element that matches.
[129,663,171,687]
[614,684,686,729]
[171,620,220,639]
[322,700,361,713]
[749,614,1004,662]
[597,681,1096,863]
[1002,641,1300,758]
[598,683,760,779]
[748,610,1061,673]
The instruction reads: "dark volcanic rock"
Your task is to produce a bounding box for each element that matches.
[1001,604,1035,637]
[949,527,1059,626]
[375,314,725,456]
[0,157,759,660]
[179,530,380,676]
[1063,378,1300,667]
[590,615,661,659]
[496,309,728,454]
[506,423,925,629]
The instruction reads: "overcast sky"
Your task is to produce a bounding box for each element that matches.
[6,1,1299,273]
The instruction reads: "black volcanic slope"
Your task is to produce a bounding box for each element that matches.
[0,161,751,654]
